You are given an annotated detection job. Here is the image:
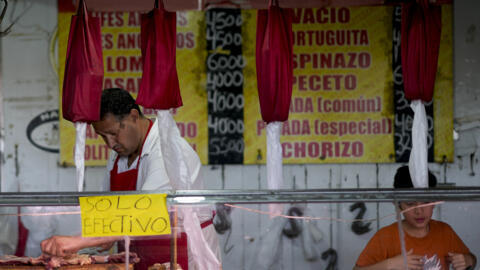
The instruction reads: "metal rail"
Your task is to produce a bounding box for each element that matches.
[0,187,480,206]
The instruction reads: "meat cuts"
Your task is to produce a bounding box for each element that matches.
[43,254,92,269]
[0,255,31,265]
[0,252,139,269]
[92,252,139,264]
[147,263,183,270]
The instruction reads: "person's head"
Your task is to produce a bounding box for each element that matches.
[394,165,437,230]
[92,88,145,157]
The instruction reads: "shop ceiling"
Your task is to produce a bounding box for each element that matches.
[82,0,451,11]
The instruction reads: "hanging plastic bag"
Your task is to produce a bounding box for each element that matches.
[301,208,323,261]
[401,0,441,188]
[62,0,103,123]
[136,0,182,110]
[136,1,218,268]
[409,100,429,187]
[256,0,293,123]
[156,111,220,269]
[256,0,293,216]
[62,0,103,191]
[250,217,287,270]
[401,0,441,102]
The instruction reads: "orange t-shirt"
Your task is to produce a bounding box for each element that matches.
[356,220,471,269]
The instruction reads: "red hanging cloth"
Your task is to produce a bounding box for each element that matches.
[136,0,182,110]
[256,0,293,123]
[14,213,28,257]
[401,0,441,102]
[62,0,104,123]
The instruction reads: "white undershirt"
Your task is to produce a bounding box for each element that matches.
[116,155,140,173]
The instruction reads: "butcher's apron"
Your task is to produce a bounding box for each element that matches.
[110,120,212,270]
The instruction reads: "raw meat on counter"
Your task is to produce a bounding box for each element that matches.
[0,252,139,269]
[147,263,183,270]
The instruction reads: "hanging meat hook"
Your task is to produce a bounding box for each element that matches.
[0,0,33,37]
[0,0,14,37]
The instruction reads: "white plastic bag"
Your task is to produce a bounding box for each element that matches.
[74,122,86,192]
[250,217,287,270]
[156,110,220,270]
[266,122,284,216]
[408,100,428,188]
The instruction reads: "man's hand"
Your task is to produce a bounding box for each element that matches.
[448,252,473,270]
[386,249,424,270]
[41,235,81,257]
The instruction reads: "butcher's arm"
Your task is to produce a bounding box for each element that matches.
[41,235,122,256]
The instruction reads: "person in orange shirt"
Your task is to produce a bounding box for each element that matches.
[354,166,476,270]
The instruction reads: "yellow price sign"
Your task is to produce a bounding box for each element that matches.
[79,194,171,237]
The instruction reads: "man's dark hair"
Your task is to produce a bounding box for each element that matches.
[100,88,143,120]
[393,165,437,188]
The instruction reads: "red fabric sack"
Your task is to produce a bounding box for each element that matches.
[256,0,293,123]
[137,0,182,110]
[62,0,104,123]
[401,0,441,102]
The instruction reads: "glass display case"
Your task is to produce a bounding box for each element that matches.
[0,188,479,269]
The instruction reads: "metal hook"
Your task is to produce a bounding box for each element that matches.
[223,229,234,254]
[204,0,241,10]
[1,0,33,37]
[0,0,14,37]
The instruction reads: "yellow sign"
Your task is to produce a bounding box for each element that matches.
[58,4,453,165]
[243,7,396,163]
[58,10,207,166]
[243,6,453,163]
[79,194,171,237]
